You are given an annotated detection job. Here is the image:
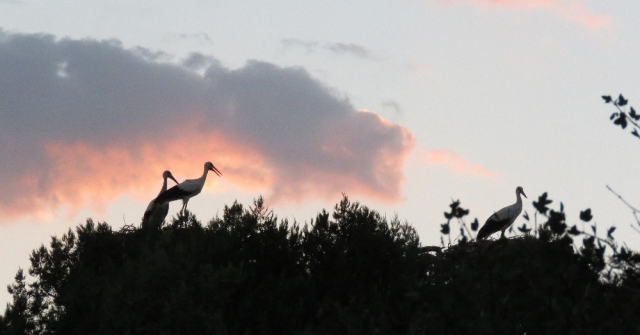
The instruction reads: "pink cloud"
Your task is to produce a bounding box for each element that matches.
[440,0,611,29]
[0,32,414,221]
[0,117,412,221]
[416,148,498,179]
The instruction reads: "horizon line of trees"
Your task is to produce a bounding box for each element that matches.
[1,193,639,334]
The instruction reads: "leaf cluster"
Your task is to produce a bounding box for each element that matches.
[603,94,640,139]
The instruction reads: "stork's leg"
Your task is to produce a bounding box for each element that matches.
[182,199,189,214]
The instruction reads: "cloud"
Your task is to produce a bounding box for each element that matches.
[181,52,219,72]
[415,149,497,179]
[174,32,214,45]
[381,100,403,116]
[281,38,374,59]
[438,0,611,28]
[324,43,372,59]
[0,31,414,220]
[281,38,320,53]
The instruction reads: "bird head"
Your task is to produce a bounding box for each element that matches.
[205,161,223,177]
[516,186,527,198]
[163,171,179,184]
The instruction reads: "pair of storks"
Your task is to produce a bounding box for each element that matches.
[142,162,222,228]
[143,162,525,240]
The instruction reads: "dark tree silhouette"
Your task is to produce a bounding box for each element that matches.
[2,195,640,334]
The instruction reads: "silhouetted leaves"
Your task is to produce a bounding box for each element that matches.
[580,208,593,222]
[583,236,595,248]
[603,93,640,140]
[440,222,450,235]
[533,192,553,215]
[523,211,529,221]
[545,209,567,235]
[470,218,479,231]
[3,269,33,334]
[614,112,628,129]
[444,200,469,219]
[517,224,531,234]
[630,107,640,120]
[568,225,581,236]
[617,94,628,106]
[607,226,616,239]
[458,229,468,244]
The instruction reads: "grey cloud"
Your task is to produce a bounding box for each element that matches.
[282,39,373,59]
[382,99,403,115]
[182,52,219,71]
[132,46,173,62]
[176,32,213,45]
[0,31,413,216]
[281,38,320,53]
[323,42,371,59]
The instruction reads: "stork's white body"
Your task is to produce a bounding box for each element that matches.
[154,162,222,214]
[477,186,527,240]
[142,171,178,229]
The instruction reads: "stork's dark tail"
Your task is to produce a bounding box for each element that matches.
[141,202,156,228]
[476,227,489,240]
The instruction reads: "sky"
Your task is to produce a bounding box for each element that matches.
[1,0,640,306]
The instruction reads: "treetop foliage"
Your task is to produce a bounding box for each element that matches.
[2,195,640,334]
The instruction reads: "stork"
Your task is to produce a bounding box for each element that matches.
[153,161,222,214]
[142,170,179,229]
[477,186,527,240]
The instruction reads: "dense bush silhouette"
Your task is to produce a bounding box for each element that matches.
[2,196,640,334]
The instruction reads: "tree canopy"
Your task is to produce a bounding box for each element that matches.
[2,195,639,335]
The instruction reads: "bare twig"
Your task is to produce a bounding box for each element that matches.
[607,185,640,213]
[458,218,473,238]
[118,224,137,234]
[606,185,640,229]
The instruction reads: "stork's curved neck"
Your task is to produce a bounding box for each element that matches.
[515,191,523,205]
[200,166,210,181]
[159,176,169,194]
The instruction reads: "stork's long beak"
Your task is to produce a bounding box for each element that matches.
[210,165,222,177]
[168,174,179,185]
[522,191,527,198]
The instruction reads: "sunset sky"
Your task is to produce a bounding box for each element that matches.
[1,0,640,305]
